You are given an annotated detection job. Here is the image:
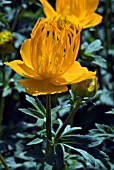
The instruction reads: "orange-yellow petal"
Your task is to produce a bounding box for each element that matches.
[20,39,33,68]
[80,13,102,28]
[56,0,70,15]
[4,60,41,79]
[39,0,57,18]
[84,0,99,13]
[51,62,96,85]
[19,79,68,96]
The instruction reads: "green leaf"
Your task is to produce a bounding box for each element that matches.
[19,108,38,119]
[44,163,53,170]
[28,108,44,119]
[95,124,114,133]
[35,97,46,115]
[105,109,114,114]
[60,134,102,148]
[14,83,25,93]
[64,144,96,165]
[63,144,107,169]
[85,39,103,53]
[0,0,12,5]
[51,106,61,116]
[55,119,63,134]
[15,152,33,161]
[0,12,10,29]
[12,32,26,48]
[95,89,114,106]
[92,55,107,68]
[5,157,22,169]
[62,125,82,136]
[89,124,114,140]
[2,86,12,97]
[22,161,36,169]
[27,138,43,145]
[36,163,53,170]
[16,133,35,139]
[25,95,39,110]
[35,118,44,127]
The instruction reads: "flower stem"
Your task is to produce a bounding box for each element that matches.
[54,97,83,143]
[0,54,5,138]
[46,94,52,142]
[11,7,23,32]
[0,153,10,170]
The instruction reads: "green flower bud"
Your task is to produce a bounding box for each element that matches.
[71,77,98,98]
[0,31,14,54]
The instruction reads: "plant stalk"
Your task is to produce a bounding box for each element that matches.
[54,97,83,143]
[0,54,5,138]
[46,94,52,142]
[0,153,10,170]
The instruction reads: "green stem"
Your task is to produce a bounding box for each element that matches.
[11,7,23,32]
[105,0,113,72]
[0,153,10,170]
[54,97,83,143]
[0,54,5,138]
[44,95,52,162]
[46,95,52,142]
[0,97,4,138]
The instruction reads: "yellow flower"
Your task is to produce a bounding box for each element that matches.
[0,31,14,54]
[5,18,95,96]
[39,0,102,28]
[72,77,98,98]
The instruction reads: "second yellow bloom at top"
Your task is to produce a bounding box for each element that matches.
[5,18,95,96]
[39,0,102,28]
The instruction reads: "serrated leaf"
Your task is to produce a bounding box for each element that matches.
[27,138,43,145]
[95,124,114,133]
[63,144,107,169]
[60,134,102,148]
[63,144,96,165]
[89,124,114,140]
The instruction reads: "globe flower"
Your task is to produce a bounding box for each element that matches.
[0,31,14,54]
[5,18,95,96]
[39,0,102,28]
[72,77,98,98]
